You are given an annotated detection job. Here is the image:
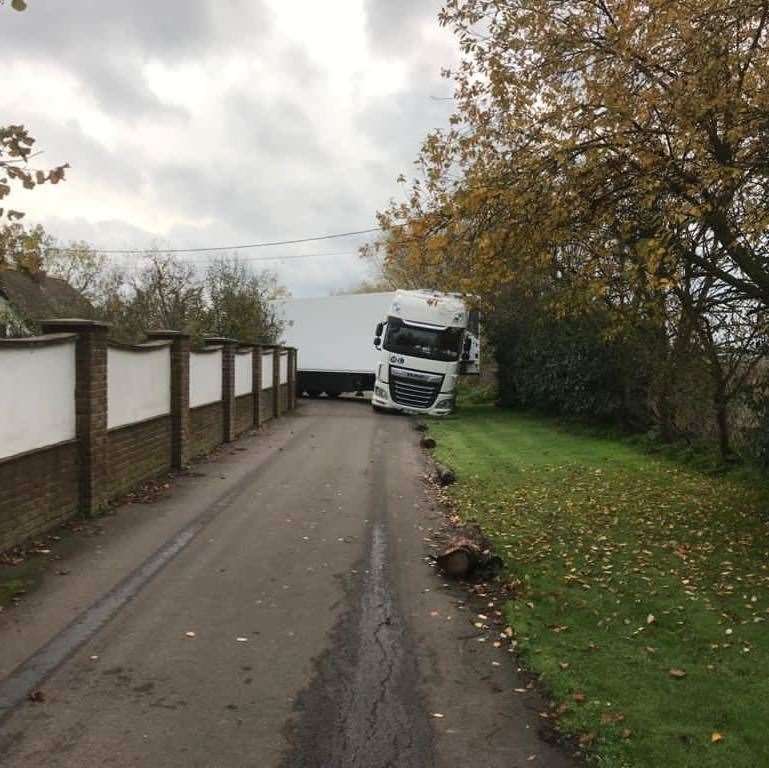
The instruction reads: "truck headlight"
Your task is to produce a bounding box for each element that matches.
[435,398,454,410]
[375,386,388,399]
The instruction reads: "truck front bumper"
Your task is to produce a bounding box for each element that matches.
[372,383,455,416]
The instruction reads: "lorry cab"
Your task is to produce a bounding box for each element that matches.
[371,290,480,416]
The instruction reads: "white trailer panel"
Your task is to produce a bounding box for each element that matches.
[274,293,394,374]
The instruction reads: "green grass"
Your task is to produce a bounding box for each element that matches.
[0,558,46,609]
[429,404,769,768]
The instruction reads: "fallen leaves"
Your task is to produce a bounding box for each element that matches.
[429,410,769,766]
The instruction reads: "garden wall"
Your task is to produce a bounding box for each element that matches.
[0,322,298,553]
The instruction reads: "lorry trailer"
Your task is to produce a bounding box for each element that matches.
[273,292,393,398]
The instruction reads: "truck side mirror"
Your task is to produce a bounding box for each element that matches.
[375,322,384,336]
[374,336,382,348]
[463,337,472,353]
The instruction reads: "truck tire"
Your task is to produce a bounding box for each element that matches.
[325,391,341,399]
[307,390,322,398]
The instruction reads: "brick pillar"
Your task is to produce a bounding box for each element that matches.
[205,337,236,442]
[147,330,190,469]
[288,347,297,410]
[40,319,110,516]
[253,345,263,427]
[273,346,281,418]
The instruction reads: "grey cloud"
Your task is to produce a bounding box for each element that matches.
[276,42,323,89]
[24,117,144,192]
[358,84,452,166]
[38,215,160,250]
[364,0,441,56]
[153,158,373,247]
[230,94,327,164]
[9,0,457,298]
[3,0,270,119]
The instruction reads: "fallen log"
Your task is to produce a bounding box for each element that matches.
[434,463,456,487]
[436,529,503,580]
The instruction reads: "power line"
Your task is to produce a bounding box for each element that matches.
[182,249,360,264]
[44,226,388,256]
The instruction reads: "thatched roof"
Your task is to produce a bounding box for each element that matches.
[0,268,93,321]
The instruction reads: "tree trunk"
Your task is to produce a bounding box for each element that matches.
[714,394,732,461]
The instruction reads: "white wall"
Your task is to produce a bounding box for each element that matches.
[0,340,77,459]
[190,349,222,408]
[108,346,171,430]
[280,352,288,384]
[261,352,273,389]
[235,351,253,396]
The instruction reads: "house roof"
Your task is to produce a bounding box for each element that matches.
[0,268,93,321]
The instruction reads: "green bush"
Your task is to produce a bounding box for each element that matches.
[487,289,653,428]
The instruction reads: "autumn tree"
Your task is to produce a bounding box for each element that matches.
[1,1,69,270]
[203,256,285,343]
[374,1,769,302]
[0,127,68,269]
[367,0,769,456]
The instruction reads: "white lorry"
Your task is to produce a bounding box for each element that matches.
[273,290,479,416]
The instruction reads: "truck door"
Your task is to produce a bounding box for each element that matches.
[460,309,481,375]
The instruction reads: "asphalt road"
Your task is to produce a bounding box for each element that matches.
[0,399,576,768]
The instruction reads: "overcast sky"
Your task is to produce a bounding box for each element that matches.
[3,0,457,296]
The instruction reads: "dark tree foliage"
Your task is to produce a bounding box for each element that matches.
[488,289,653,429]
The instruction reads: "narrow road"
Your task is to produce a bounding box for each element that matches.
[0,400,575,768]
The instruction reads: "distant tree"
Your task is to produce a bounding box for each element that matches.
[203,256,285,343]
[0,223,46,272]
[42,239,108,300]
[97,252,205,342]
[332,278,395,295]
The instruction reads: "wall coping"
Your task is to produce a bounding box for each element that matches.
[0,332,77,349]
[146,329,191,339]
[38,318,111,330]
[0,437,77,468]
[190,399,223,412]
[107,339,173,352]
[106,412,172,434]
[191,345,223,354]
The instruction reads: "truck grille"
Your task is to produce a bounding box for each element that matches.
[389,366,443,409]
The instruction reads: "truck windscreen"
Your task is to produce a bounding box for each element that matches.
[384,319,462,362]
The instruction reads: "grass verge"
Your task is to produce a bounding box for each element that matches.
[429,404,769,768]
